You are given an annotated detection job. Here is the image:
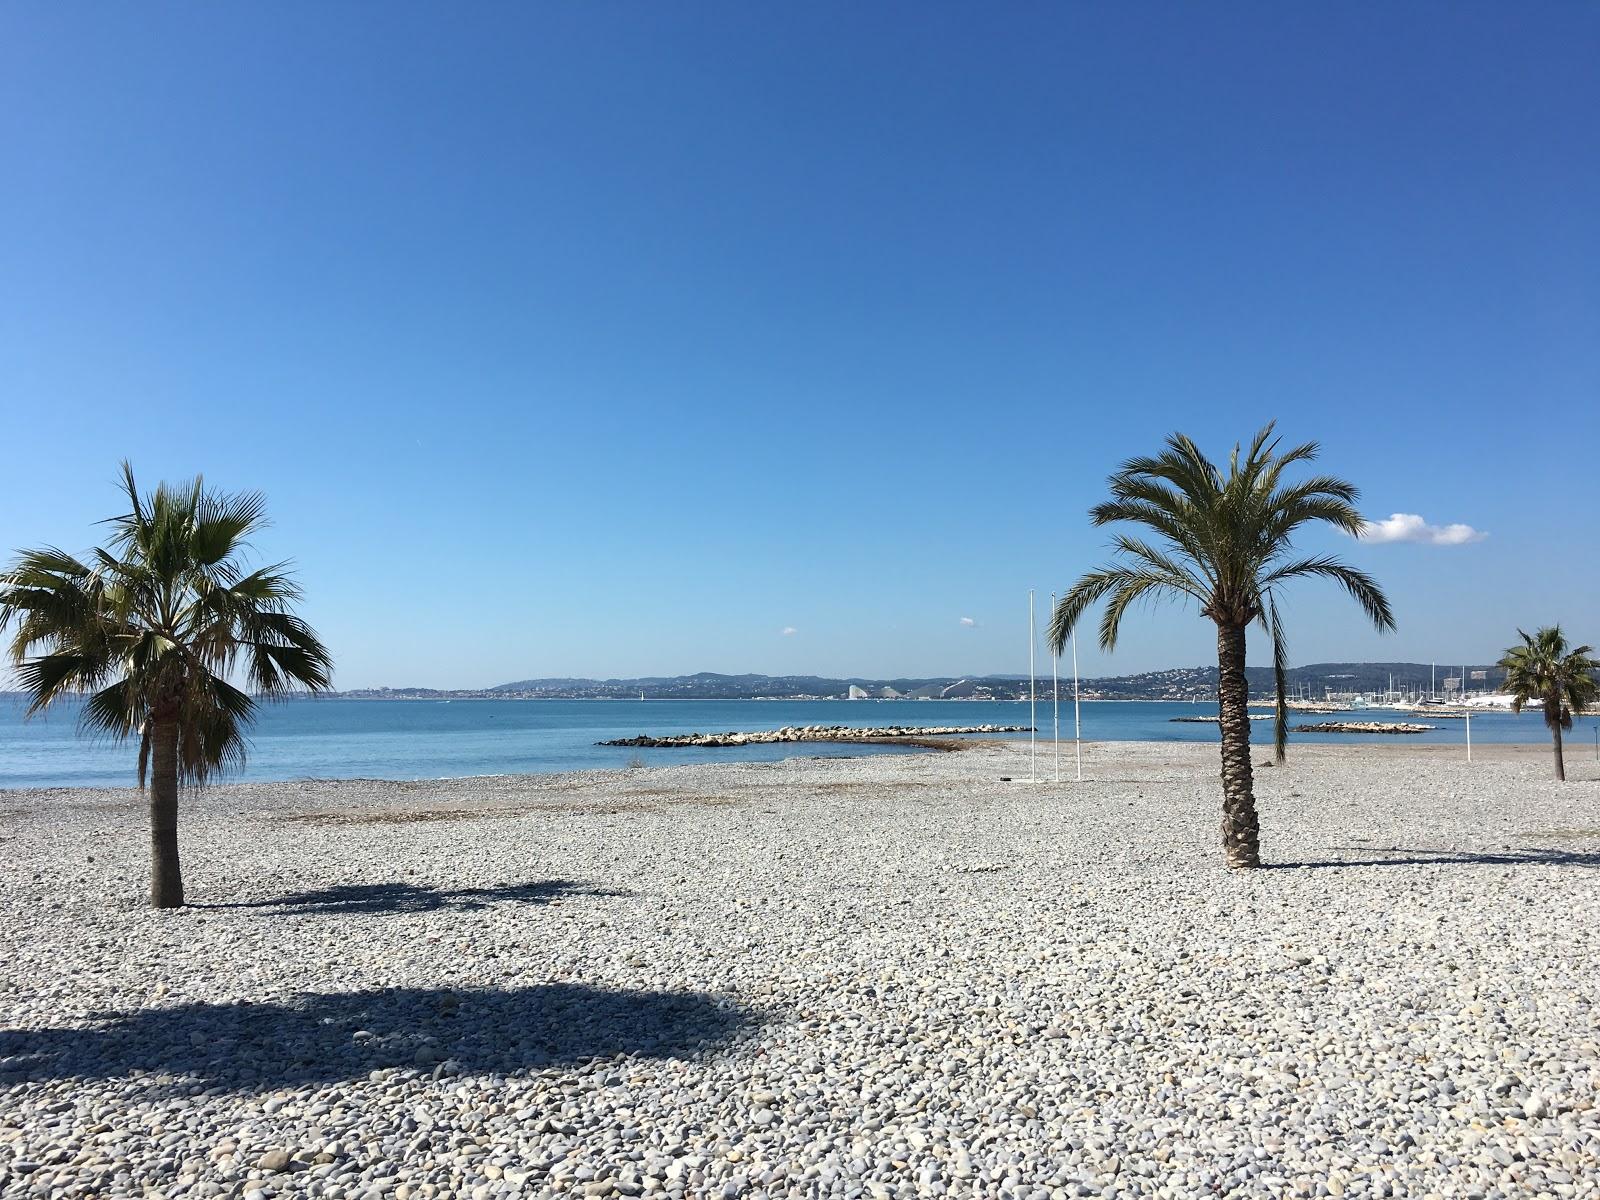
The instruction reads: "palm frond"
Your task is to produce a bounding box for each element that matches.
[15,654,110,713]
[1046,571,1122,656]
[1265,592,1289,763]
[1089,493,1216,586]
[1108,535,1210,601]
[177,671,257,784]
[192,487,270,567]
[1098,571,1201,652]
[82,678,145,740]
[1113,435,1220,512]
[1259,556,1395,631]
[1253,438,1320,496]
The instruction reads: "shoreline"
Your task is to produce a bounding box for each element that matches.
[2,737,1590,802]
[8,697,1572,791]
[135,695,1253,703]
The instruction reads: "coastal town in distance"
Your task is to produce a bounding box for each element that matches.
[337,662,1512,706]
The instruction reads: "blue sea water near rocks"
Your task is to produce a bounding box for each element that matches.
[0,695,1575,788]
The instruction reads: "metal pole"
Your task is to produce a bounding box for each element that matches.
[1466,706,1472,763]
[1051,592,1060,783]
[1028,590,1037,784]
[1072,629,1083,782]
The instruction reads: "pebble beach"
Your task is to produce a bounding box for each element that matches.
[3,740,1599,1199]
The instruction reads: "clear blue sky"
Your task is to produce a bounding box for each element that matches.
[3,4,1596,688]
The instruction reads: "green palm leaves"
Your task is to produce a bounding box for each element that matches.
[1497,627,1597,780]
[1499,627,1598,730]
[1047,424,1395,762]
[1,462,332,786]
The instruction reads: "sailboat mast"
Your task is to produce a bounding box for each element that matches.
[1051,593,1060,784]
[1028,590,1037,784]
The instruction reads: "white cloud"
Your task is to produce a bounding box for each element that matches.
[959,616,977,627]
[1354,513,1487,546]
[781,626,797,636]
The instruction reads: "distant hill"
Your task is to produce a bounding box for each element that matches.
[334,662,1510,702]
[485,671,974,700]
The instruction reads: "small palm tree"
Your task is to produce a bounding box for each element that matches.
[1048,425,1395,868]
[1,464,332,907]
[1497,626,1597,781]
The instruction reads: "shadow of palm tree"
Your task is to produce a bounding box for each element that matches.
[194,878,622,915]
[0,984,755,1090]
[1270,845,1600,870]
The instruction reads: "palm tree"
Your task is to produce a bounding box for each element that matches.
[1,464,332,908]
[1497,626,1598,782]
[1047,425,1395,868]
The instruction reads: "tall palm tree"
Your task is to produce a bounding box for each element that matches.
[1047,425,1395,869]
[1,464,332,908]
[1497,626,1597,782]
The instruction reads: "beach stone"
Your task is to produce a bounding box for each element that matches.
[2,740,1598,1198]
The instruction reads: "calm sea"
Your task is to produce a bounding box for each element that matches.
[0,696,1578,789]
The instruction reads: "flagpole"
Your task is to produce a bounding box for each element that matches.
[1072,629,1083,782]
[1028,590,1037,784]
[1051,592,1060,783]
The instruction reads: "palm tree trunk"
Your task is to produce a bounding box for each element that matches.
[1216,621,1260,868]
[148,710,184,908]
[1552,719,1566,782]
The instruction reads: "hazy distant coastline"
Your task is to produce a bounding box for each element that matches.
[0,660,1516,707]
[320,662,1509,703]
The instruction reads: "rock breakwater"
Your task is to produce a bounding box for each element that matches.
[600,724,1030,748]
[1292,720,1436,734]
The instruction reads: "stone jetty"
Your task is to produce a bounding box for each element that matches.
[599,723,1030,748]
[1292,720,1437,734]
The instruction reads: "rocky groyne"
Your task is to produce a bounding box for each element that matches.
[1292,721,1436,734]
[599,724,1030,748]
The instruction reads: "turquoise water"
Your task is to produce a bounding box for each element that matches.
[0,696,1580,788]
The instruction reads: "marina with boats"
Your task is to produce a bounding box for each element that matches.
[1248,665,1523,719]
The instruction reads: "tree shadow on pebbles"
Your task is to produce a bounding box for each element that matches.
[1,984,754,1090]
[1270,845,1600,870]
[193,878,622,915]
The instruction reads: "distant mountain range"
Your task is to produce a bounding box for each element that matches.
[335,663,1508,702]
